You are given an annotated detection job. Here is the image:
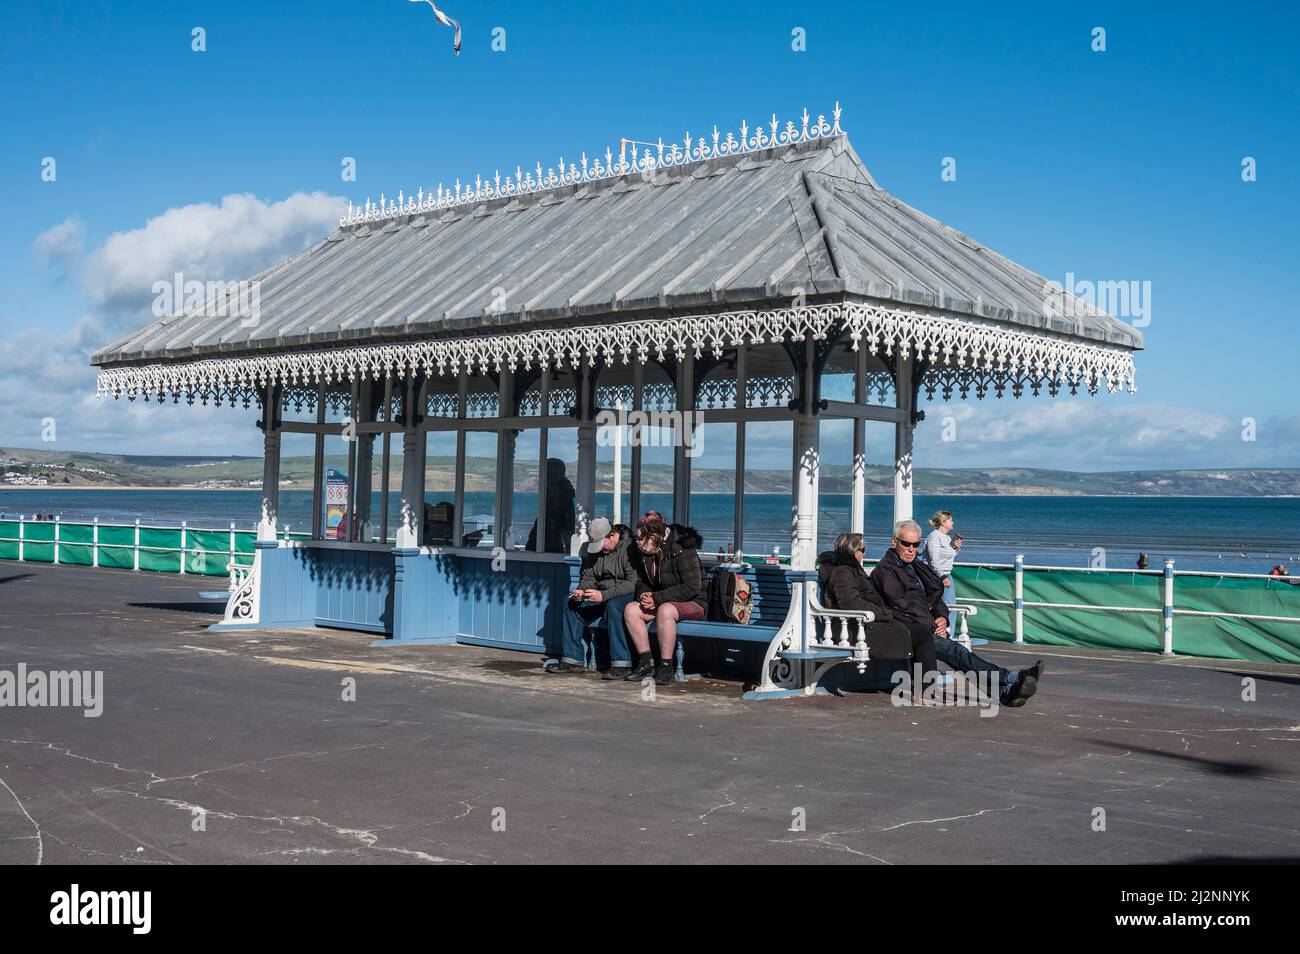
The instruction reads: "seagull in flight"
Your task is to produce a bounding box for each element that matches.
[409,0,461,54]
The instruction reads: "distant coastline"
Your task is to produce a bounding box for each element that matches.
[4,447,1300,497]
[1,485,1297,500]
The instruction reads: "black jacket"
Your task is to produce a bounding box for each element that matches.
[870,547,948,625]
[636,524,706,608]
[816,550,913,660]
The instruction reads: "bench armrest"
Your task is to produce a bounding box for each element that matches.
[808,590,875,623]
[812,607,876,623]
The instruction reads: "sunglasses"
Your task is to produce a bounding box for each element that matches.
[895,538,922,549]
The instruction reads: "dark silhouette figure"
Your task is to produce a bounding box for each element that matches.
[527,458,576,553]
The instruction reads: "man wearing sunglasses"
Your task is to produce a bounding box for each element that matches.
[872,519,1042,707]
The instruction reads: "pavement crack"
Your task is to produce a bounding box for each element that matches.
[875,805,1023,832]
[696,783,738,823]
[1,738,164,782]
[136,744,384,792]
[767,829,891,863]
[0,775,43,865]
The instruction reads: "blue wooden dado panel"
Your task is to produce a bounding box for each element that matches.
[383,549,571,650]
[256,543,319,627]
[302,546,395,634]
[389,549,460,644]
[455,555,571,654]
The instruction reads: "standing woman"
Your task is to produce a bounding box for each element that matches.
[925,511,960,635]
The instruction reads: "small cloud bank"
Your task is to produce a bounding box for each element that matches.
[83,191,344,330]
[34,216,86,271]
[2,192,345,454]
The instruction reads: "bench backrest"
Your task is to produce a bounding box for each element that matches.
[707,562,791,626]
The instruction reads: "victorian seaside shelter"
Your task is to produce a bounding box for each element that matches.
[90,106,1143,695]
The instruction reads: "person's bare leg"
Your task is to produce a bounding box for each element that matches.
[655,603,681,661]
[625,600,651,654]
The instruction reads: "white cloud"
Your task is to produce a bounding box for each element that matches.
[82,191,344,331]
[33,216,85,271]
[911,399,1293,470]
[0,192,344,455]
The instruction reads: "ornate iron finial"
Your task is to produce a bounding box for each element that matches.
[339,104,849,226]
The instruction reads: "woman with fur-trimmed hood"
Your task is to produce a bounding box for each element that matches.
[622,511,706,686]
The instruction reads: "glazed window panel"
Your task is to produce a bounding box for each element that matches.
[460,431,497,548]
[320,434,356,541]
[423,430,458,546]
[277,432,317,535]
[691,421,737,557]
[742,420,792,560]
[532,427,578,554]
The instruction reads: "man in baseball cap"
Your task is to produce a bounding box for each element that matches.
[545,518,640,677]
[586,517,613,554]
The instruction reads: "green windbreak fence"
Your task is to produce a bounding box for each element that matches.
[0,519,308,578]
[951,563,1300,664]
[3,525,1299,664]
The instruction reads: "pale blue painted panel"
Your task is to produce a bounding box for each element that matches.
[311,547,395,633]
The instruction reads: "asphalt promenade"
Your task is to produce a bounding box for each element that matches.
[1,563,1297,864]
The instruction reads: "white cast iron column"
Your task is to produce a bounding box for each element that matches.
[792,339,819,571]
[257,384,281,542]
[893,350,914,526]
[851,343,867,535]
[396,377,425,549]
[792,415,820,570]
[575,361,596,553]
[672,354,694,526]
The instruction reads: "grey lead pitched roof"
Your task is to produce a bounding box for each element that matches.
[91,135,1142,368]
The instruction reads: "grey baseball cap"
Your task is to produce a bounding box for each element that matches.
[586,517,612,553]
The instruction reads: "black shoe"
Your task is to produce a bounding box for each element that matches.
[1020,660,1044,683]
[543,661,584,674]
[1002,673,1038,707]
[653,660,676,685]
[601,667,630,680]
[1016,674,1039,702]
[624,658,656,681]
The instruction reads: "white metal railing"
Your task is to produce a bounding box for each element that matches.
[952,554,1300,656]
[0,515,299,576]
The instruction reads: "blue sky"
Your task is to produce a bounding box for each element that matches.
[2,0,1297,470]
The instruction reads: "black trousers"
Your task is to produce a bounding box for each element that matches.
[900,621,1012,688]
[899,621,938,676]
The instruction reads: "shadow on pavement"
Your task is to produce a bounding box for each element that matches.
[1088,738,1273,778]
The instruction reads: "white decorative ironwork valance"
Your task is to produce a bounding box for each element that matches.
[95,300,1137,406]
[339,104,844,227]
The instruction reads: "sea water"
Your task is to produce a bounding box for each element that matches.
[3,489,1297,575]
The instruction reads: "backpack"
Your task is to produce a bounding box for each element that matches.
[707,567,754,624]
